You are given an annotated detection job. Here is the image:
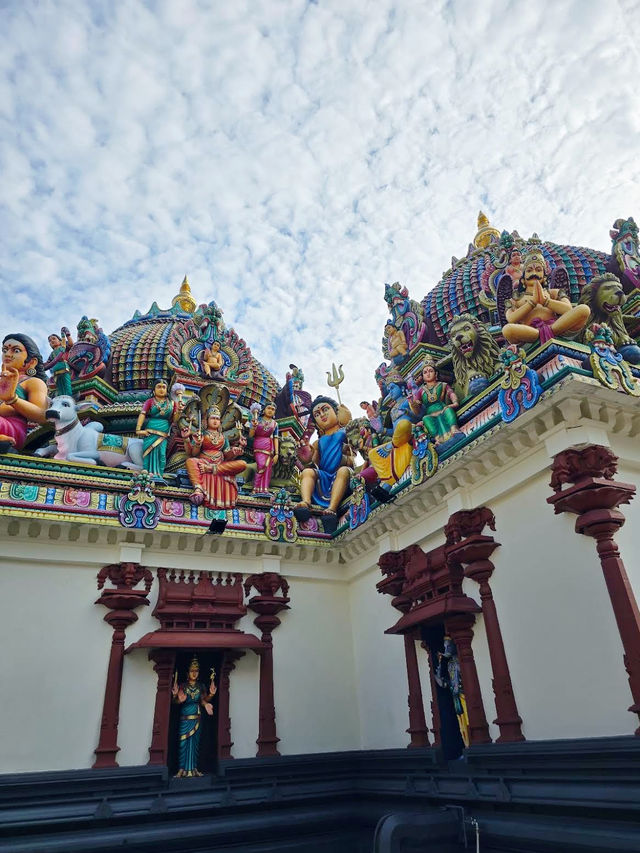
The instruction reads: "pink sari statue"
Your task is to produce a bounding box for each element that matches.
[249,403,279,494]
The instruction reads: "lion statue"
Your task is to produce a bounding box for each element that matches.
[578,273,640,363]
[448,313,501,400]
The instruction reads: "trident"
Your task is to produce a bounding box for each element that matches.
[326,363,344,404]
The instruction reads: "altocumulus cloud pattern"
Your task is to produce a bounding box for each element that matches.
[1,0,639,401]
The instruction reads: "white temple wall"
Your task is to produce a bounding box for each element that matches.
[346,562,414,751]
[0,558,110,773]
[484,471,634,739]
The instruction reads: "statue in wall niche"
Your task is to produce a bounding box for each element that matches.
[578,273,640,364]
[502,249,590,345]
[448,314,500,400]
[293,395,354,533]
[435,636,470,748]
[172,656,217,777]
[0,334,48,453]
[408,356,464,449]
[43,327,74,397]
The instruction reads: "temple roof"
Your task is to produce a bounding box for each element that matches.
[422,214,610,344]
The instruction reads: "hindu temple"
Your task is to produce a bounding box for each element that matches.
[1,214,639,852]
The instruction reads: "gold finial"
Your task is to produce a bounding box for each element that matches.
[473,211,501,249]
[172,275,197,313]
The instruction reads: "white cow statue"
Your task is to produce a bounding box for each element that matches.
[35,396,144,469]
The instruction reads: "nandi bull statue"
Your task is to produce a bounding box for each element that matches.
[35,395,144,468]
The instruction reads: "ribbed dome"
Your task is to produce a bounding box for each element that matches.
[107,281,281,407]
[422,215,609,345]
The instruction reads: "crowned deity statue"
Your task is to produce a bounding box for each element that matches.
[182,404,246,509]
[435,636,470,748]
[171,656,216,777]
[248,402,279,494]
[0,334,49,453]
[408,356,463,447]
[502,248,590,345]
[293,396,354,532]
[135,379,183,481]
[43,327,74,397]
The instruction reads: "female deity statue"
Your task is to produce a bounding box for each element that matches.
[435,636,470,747]
[0,334,49,453]
[135,380,182,480]
[43,327,74,397]
[249,402,279,494]
[183,404,246,508]
[171,657,216,777]
[409,356,463,446]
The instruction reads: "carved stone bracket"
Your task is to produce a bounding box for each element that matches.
[244,573,290,757]
[93,562,153,769]
[548,445,640,735]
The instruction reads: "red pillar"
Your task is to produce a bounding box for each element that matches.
[244,573,290,757]
[147,649,175,766]
[378,554,431,748]
[218,650,244,759]
[93,564,152,769]
[448,528,524,743]
[403,633,430,747]
[548,445,640,734]
[421,640,441,747]
[445,614,492,745]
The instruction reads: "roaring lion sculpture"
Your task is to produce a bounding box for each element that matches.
[578,273,640,363]
[448,313,501,400]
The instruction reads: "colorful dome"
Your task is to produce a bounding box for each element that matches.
[107,279,281,407]
[422,214,609,344]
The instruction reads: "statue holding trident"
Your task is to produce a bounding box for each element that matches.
[293,363,353,533]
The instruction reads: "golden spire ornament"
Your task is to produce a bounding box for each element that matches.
[172,275,197,314]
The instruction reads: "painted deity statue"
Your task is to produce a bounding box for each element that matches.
[171,657,216,777]
[43,327,74,397]
[384,322,408,364]
[135,380,182,480]
[435,636,470,747]
[409,356,463,447]
[0,334,49,453]
[201,341,224,378]
[502,249,590,345]
[183,404,246,508]
[249,402,279,494]
[293,396,354,532]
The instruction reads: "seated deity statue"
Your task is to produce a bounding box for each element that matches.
[502,249,590,345]
[293,396,354,532]
[201,341,224,378]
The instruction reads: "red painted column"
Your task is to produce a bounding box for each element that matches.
[421,640,441,747]
[448,530,524,743]
[445,614,492,745]
[218,650,244,759]
[93,564,152,769]
[147,649,175,766]
[403,633,430,748]
[377,554,431,748]
[244,573,290,757]
[548,445,640,734]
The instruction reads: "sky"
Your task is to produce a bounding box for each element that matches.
[1,0,639,407]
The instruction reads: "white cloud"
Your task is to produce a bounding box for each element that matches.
[1,0,639,408]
